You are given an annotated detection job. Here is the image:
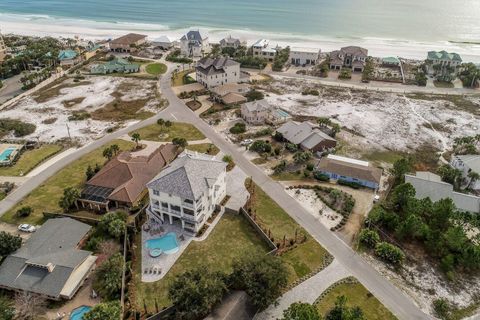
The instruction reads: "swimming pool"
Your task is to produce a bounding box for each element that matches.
[146,232,179,255]
[70,305,92,320]
[0,147,16,162]
[276,109,290,118]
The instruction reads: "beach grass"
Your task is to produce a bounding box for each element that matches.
[0,144,63,176]
[132,213,270,311]
[315,280,397,320]
[130,122,205,142]
[1,139,135,225]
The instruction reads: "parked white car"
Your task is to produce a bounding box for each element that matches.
[373,195,380,203]
[18,224,36,233]
[240,139,253,146]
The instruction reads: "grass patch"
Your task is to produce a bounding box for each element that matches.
[145,63,167,75]
[0,144,63,176]
[132,213,270,311]
[315,280,397,320]
[247,181,330,283]
[132,122,205,142]
[361,150,404,165]
[172,69,196,87]
[433,81,454,88]
[33,80,91,103]
[1,139,135,225]
[271,171,312,181]
[185,143,219,155]
[252,157,268,165]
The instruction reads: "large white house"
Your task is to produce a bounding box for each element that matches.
[289,47,321,66]
[146,152,227,234]
[252,39,278,62]
[196,56,241,88]
[451,154,480,191]
[180,30,210,57]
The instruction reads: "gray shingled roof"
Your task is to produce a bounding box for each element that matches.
[181,30,203,42]
[277,121,336,147]
[242,99,272,113]
[0,218,93,298]
[196,56,239,76]
[147,152,226,200]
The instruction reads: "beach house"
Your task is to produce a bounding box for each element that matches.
[329,46,368,72]
[90,58,140,74]
[196,56,240,88]
[220,35,242,49]
[451,155,480,191]
[58,49,81,66]
[152,35,174,50]
[405,172,480,213]
[109,33,147,53]
[289,47,321,66]
[426,50,462,77]
[78,144,177,212]
[180,30,210,57]
[211,83,250,105]
[0,218,97,300]
[252,39,278,62]
[316,155,382,189]
[146,151,227,234]
[277,120,336,152]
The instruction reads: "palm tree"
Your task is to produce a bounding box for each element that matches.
[467,171,480,190]
[165,120,172,128]
[131,132,141,148]
[110,144,119,156]
[317,117,331,127]
[103,147,113,160]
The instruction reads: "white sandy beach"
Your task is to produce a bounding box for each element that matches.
[1,12,480,62]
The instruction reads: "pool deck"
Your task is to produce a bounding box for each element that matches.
[0,143,23,164]
[141,219,193,283]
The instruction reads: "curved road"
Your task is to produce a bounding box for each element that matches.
[0,63,432,320]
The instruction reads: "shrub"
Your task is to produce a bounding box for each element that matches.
[272,47,290,71]
[245,89,264,102]
[84,301,121,320]
[306,163,314,171]
[0,231,22,256]
[249,140,271,154]
[229,122,246,134]
[432,298,451,320]
[337,179,362,189]
[166,49,193,64]
[314,172,329,181]
[285,143,298,152]
[0,118,36,137]
[301,89,320,96]
[338,68,352,79]
[93,253,124,300]
[236,56,267,69]
[68,111,91,121]
[375,242,405,265]
[16,206,32,218]
[359,229,380,248]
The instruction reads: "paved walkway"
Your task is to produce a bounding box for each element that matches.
[0,176,29,185]
[255,259,351,320]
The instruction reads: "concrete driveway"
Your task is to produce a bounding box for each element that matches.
[0,222,34,240]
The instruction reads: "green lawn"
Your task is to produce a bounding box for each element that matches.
[172,69,195,87]
[315,280,397,320]
[0,144,63,176]
[1,139,135,225]
[185,143,219,155]
[133,213,270,311]
[248,181,330,283]
[131,122,205,142]
[145,63,167,75]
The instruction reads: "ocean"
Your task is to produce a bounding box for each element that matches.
[0,0,479,61]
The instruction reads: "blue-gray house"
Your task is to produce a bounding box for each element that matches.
[316,155,382,189]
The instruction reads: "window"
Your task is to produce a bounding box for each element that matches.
[153,190,159,196]
[161,202,168,209]
[171,205,180,212]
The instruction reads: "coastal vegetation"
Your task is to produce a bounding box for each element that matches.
[272,47,291,71]
[130,121,205,142]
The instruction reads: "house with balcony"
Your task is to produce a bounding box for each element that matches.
[289,47,321,66]
[252,39,278,62]
[180,30,210,57]
[109,33,147,53]
[329,46,368,72]
[196,56,241,88]
[426,50,462,78]
[146,151,227,234]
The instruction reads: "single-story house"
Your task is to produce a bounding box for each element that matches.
[78,144,178,212]
[211,83,250,105]
[151,35,174,50]
[405,172,480,213]
[109,33,147,52]
[316,154,382,189]
[90,58,140,74]
[58,49,81,66]
[289,47,321,66]
[0,218,97,300]
[450,154,480,191]
[277,121,336,152]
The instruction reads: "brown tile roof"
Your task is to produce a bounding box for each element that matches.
[85,144,178,204]
[111,33,147,45]
[317,157,382,184]
[222,92,247,105]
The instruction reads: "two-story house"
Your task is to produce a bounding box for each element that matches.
[146,152,227,234]
[329,46,368,72]
[220,35,242,49]
[196,56,241,88]
[289,47,321,66]
[426,50,462,77]
[180,30,210,57]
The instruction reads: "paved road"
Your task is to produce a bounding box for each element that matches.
[256,259,351,319]
[0,63,433,319]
